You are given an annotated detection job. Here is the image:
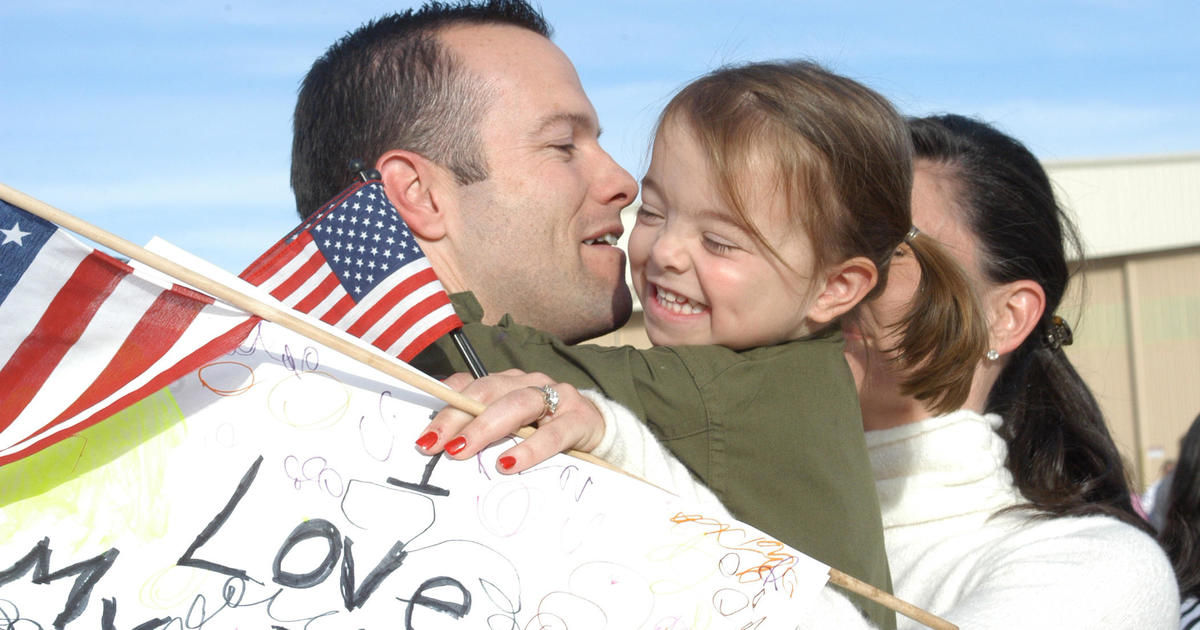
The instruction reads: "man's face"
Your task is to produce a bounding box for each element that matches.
[438,25,638,343]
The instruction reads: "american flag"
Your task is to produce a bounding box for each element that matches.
[240,180,462,362]
[0,198,257,465]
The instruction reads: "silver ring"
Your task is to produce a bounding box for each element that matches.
[533,385,559,422]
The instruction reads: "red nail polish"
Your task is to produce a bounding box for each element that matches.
[416,431,438,450]
[445,436,467,455]
[498,456,516,471]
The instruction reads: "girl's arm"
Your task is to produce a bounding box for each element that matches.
[577,388,718,505]
[416,369,718,505]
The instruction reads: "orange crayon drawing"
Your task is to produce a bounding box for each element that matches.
[670,512,801,597]
[197,361,255,396]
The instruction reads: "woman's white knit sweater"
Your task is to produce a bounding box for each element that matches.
[867,409,1179,629]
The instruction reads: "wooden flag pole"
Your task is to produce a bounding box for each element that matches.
[829,569,958,630]
[0,182,485,418]
[0,183,958,630]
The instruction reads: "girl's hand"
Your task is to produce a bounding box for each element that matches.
[414,369,606,474]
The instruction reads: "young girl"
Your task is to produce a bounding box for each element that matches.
[413,60,987,628]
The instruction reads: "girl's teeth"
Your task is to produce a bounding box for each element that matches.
[656,288,704,314]
[584,234,618,245]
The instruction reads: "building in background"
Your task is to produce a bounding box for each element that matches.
[1050,153,1200,490]
[594,153,1200,490]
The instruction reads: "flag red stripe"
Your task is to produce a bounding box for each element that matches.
[373,290,454,351]
[0,251,131,432]
[345,267,440,337]
[319,294,356,326]
[399,316,464,362]
[0,316,262,467]
[293,272,341,314]
[34,285,212,439]
[167,283,217,305]
[268,247,326,302]
[243,232,314,286]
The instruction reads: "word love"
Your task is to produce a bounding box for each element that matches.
[1,455,521,630]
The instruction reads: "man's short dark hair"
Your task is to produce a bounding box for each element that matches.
[290,0,552,218]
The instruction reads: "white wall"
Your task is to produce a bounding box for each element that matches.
[1047,153,1200,259]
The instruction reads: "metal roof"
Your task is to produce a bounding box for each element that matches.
[1046,152,1200,259]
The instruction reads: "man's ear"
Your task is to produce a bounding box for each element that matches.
[988,279,1046,355]
[807,256,878,325]
[376,149,453,241]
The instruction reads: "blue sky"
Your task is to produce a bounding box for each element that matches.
[2,1,1197,273]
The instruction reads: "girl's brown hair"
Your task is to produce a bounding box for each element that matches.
[659,60,986,412]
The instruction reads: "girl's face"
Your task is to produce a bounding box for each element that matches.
[628,120,820,349]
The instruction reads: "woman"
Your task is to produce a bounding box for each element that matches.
[1159,412,1200,628]
[431,114,1181,628]
[836,114,1178,628]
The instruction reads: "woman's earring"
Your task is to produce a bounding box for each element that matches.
[986,349,1000,361]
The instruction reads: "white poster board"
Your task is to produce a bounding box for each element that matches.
[0,319,829,629]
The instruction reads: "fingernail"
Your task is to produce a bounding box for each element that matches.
[415,431,438,450]
[498,455,516,471]
[445,436,468,455]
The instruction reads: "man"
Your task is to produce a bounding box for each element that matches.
[290,4,896,627]
[291,0,637,348]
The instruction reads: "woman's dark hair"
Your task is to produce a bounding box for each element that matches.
[908,114,1151,534]
[1160,413,1200,599]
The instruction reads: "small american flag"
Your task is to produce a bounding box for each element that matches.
[240,180,462,362]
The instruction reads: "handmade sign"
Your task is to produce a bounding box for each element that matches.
[0,319,830,629]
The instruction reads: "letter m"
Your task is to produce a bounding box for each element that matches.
[0,537,119,630]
